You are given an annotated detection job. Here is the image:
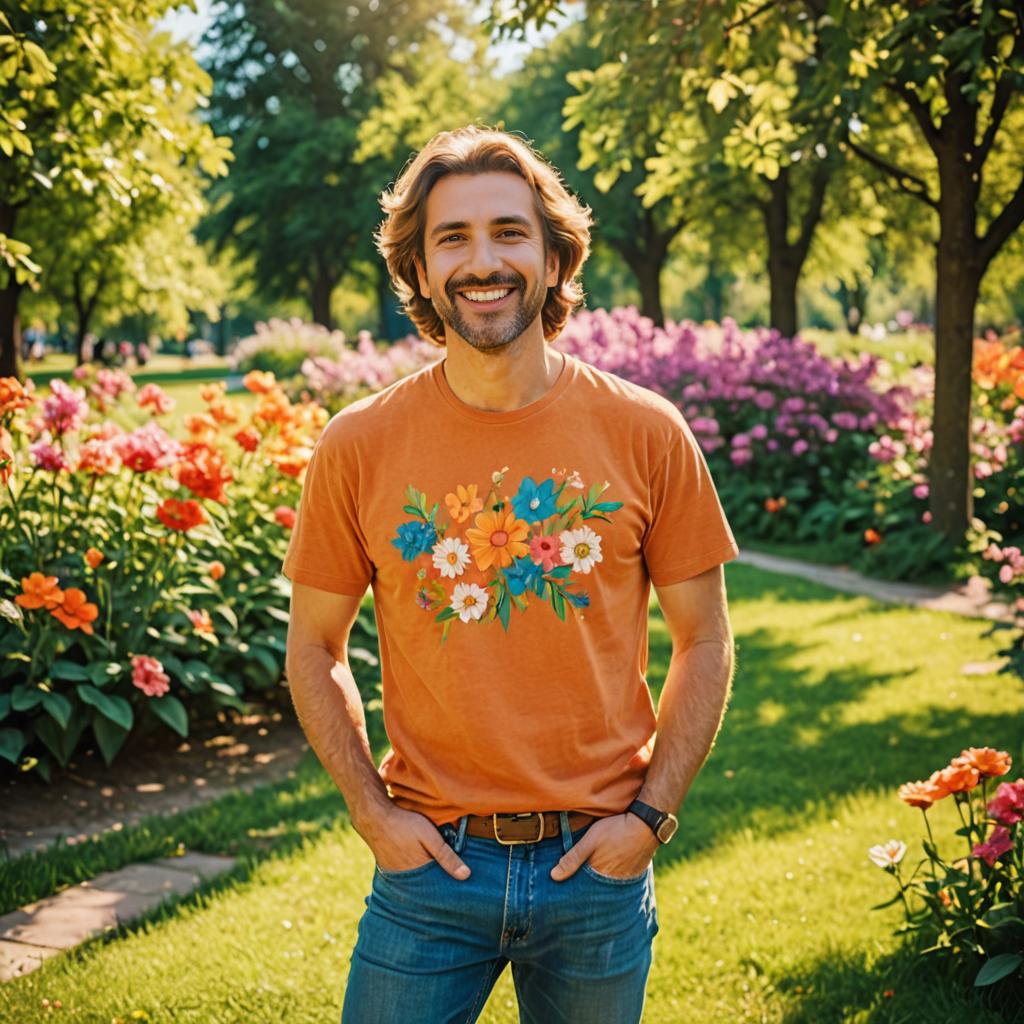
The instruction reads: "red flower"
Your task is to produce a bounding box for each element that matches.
[156,498,207,532]
[973,825,1014,867]
[274,505,296,529]
[132,654,170,697]
[233,427,261,452]
[864,528,882,545]
[176,442,233,503]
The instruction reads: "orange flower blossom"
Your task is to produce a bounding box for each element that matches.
[16,572,64,609]
[156,498,207,532]
[51,588,99,635]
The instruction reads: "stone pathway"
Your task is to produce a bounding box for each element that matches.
[735,549,1015,622]
[0,852,236,982]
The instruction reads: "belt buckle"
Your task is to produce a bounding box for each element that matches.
[492,812,545,845]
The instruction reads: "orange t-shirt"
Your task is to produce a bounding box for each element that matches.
[282,351,738,826]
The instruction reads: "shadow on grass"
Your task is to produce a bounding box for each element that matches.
[772,942,1024,1024]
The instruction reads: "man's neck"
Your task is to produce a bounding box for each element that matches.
[441,333,565,413]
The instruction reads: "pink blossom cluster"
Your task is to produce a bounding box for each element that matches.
[988,778,1024,825]
[553,309,917,460]
[301,332,441,407]
[41,379,89,436]
[983,543,1024,586]
[90,369,136,412]
[973,825,1015,867]
[137,383,175,416]
[115,421,181,473]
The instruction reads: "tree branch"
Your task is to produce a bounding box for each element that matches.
[979,169,1024,273]
[884,79,942,154]
[976,73,1015,169]
[723,1,779,34]
[844,136,939,210]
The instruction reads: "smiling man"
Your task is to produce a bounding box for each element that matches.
[283,125,739,1023]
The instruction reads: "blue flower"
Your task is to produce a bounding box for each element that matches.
[391,520,437,561]
[511,476,558,522]
[564,590,590,609]
[505,555,545,597]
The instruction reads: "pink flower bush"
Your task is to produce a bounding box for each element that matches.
[131,654,170,697]
[41,379,89,435]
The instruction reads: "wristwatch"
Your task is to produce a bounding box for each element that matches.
[627,799,679,844]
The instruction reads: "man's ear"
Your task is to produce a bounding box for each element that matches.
[545,247,559,290]
[414,254,430,300]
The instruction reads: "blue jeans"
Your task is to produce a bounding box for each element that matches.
[340,812,659,1023]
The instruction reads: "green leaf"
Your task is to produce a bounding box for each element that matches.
[92,711,129,765]
[87,661,122,687]
[551,587,566,622]
[11,684,43,711]
[435,606,458,623]
[547,565,572,580]
[496,592,510,632]
[0,727,25,764]
[216,603,238,630]
[34,713,87,767]
[265,606,290,624]
[974,953,1023,987]
[50,659,90,681]
[41,690,73,730]
[149,695,188,737]
[402,504,421,516]
[0,693,9,721]
[76,684,133,731]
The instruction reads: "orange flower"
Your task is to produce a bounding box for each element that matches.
[51,587,99,635]
[176,442,232,503]
[270,444,313,479]
[955,747,1011,779]
[200,381,227,403]
[937,760,980,794]
[207,560,225,581]
[446,484,485,523]
[0,376,34,418]
[938,889,952,907]
[864,528,882,545]
[465,507,530,570]
[156,498,207,532]
[187,609,215,635]
[183,412,220,442]
[765,497,780,513]
[84,547,104,569]
[898,776,948,808]
[253,389,291,425]
[207,398,241,426]
[15,572,63,609]
[243,370,278,394]
[0,426,13,485]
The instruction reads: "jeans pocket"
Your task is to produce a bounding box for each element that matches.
[374,858,437,881]
[580,861,650,886]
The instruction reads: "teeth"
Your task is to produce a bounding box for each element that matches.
[462,288,512,302]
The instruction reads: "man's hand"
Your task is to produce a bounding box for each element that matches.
[550,813,660,881]
[359,804,471,881]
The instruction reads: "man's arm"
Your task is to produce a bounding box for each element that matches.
[550,563,734,881]
[637,562,735,813]
[285,581,472,878]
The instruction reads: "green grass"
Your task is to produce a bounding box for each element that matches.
[2,564,1023,1022]
[24,353,233,388]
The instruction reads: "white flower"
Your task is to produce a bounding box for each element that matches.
[450,582,489,623]
[559,525,603,574]
[867,840,907,869]
[432,536,471,579]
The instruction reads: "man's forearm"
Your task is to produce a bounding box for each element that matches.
[637,637,734,813]
[286,644,393,835]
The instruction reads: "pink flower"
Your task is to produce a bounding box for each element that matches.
[750,423,768,441]
[973,825,1014,867]
[730,448,753,466]
[791,439,809,457]
[529,534,562,571]
[29,439,72,472]
[274,505,297,529]
[913,484,929,500]
[131,654,170,698]
[988,779,1024,825]
[137,383,176,416]
[41,379,88,435]
[115,421,180,473]
[78,437,120,476]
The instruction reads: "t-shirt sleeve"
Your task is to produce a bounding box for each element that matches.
[642,415,739,586]
[281,428,374,597]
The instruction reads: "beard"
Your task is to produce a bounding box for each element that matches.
[430,270,547,352]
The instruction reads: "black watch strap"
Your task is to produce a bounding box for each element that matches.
[627,799,679,844]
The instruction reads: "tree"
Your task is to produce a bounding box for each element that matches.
[199,0,491,333]
[0,1,230,379]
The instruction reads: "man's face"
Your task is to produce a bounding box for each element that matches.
[414,172,559,352]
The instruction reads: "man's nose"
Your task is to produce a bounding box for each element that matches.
[462,236,505,280]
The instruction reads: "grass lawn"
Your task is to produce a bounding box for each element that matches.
[2,564,1023,1022]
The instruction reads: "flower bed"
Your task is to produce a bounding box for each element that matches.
[0,369,377,781]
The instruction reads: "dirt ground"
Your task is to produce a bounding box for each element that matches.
[0,705,312,860]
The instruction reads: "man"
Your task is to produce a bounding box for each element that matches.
[283,125,738,1023]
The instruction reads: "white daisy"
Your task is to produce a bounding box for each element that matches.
[432,536,471,579]
[450,582,489,623]
[559,526,603,574]
[867,839,907,869]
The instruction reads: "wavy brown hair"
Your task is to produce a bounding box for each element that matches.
[374,124,593,346]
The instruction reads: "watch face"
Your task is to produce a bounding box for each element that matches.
[656,817,678,843]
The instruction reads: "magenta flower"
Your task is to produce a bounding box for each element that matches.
[41,379,88,435]
[972,825,1014,867]
[29,439,72,472]
[988,779,1024,825]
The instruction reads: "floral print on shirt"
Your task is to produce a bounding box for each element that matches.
[391,466,623,642]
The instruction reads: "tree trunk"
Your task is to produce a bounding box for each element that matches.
[634,261,664,326]
[616,207,675,327]
[928,149,982,542]
[837,275,867,336]
[310,256,337,330]
[703,260,727,323]
[0,201,22,379]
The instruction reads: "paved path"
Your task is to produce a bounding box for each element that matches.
[0,852,236,982]
[735,549,1015,622]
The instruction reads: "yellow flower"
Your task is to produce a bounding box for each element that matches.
[465,508,530,570]
[445,483,484,524]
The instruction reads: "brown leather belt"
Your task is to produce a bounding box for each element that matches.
[455,811,597,844]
